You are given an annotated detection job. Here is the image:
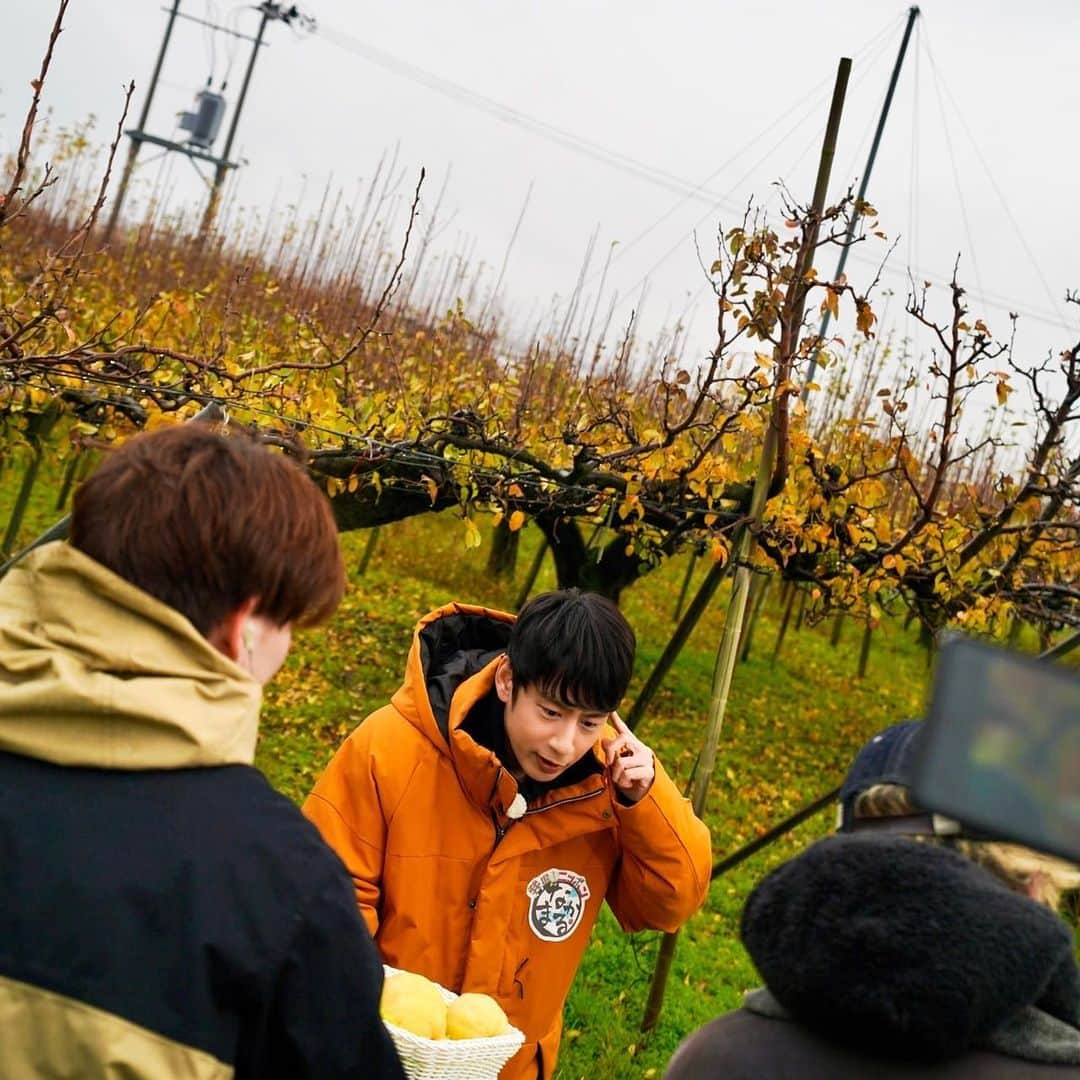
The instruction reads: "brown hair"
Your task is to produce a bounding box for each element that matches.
[71,423,344,636]
[854,783,1080,911]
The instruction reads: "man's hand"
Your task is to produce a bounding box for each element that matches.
[601,713,655,805]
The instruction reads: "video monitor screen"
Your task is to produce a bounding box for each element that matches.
[911,637,1080,864]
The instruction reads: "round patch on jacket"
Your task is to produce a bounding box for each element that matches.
[525,868,591,941]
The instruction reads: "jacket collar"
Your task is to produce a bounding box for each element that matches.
[0,542,261,769]
[744,988,1080,1067]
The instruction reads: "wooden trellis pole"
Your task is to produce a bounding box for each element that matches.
[641,56,852,1031]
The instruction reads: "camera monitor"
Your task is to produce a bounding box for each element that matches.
[911,636,1080,864]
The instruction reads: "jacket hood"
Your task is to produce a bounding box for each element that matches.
[0,542,261,769]
[391,601,515,751]
[741,833,1080,1061]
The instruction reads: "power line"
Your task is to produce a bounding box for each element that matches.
[314,11,898,308]
[920,22,1067,325]
[202,0,218,85]
[610,24,903,315]
[312,14,1075,337]
[922,23,985,303]
[316,13,908,234]
[317,23,753,217]
[599,14,906,277]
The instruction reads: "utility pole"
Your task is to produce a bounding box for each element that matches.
[198,2,309,239]
[802,5,921,398]
[103,1,312,244]
[103,0,181,241]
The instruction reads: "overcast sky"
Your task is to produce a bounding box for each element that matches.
[4,1,1079,404]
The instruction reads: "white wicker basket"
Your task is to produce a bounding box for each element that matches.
[382,965,526,1080]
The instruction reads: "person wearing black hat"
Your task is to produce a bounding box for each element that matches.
[664,722,1080,1079]
[840,720,1079,909]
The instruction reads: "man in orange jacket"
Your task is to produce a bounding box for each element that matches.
[304,589,712,1079]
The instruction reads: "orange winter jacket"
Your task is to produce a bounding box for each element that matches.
[304,602,712,1080]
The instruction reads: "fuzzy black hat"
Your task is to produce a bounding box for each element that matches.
[741,833,1080,1060]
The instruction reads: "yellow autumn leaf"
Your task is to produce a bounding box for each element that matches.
[463,519,481,549]
[508,510,526,532]
[144,411,179,432]
[855,299,877,336]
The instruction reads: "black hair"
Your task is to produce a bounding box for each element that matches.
[507,589,635,712]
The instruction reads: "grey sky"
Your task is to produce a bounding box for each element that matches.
[3,1,1078,396]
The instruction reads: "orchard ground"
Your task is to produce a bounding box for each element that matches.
[1,450,1072,1078]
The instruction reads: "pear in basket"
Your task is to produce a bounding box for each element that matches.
[380,971,447,1039]
[446,993,511,1039]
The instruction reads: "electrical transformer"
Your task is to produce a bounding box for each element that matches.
[179,90,226,150]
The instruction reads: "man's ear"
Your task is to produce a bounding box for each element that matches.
[206,596,259,664]
[1026,870,1051,905]
[494,655,514,704]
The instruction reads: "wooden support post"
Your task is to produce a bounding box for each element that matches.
[357,526,381,576]
[738,574,771,663]
[857,620,874,678]
[54,448,84,511]
[1,405,61,557]
[641,56,851,1031]
[794,587,809,631]
[625,556,732,732]
[515,535,548,610]
[772,583,799,660]
[673,547,699,623]
[486,520,520,579]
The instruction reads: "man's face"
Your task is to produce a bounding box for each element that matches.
[494,659,610,783]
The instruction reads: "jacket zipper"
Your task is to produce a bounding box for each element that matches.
[524,785,605,815]
[492,766,510,846]
[491,769,607,841]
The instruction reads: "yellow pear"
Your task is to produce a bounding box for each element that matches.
[445,993,511,1040]
[380,971,447,1040]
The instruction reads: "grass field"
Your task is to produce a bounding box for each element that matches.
[0,441,1063,1078]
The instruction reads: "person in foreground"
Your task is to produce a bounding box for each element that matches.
[304,590,712,1079]
[0,424,404,1079]
[665,720,1080,1079]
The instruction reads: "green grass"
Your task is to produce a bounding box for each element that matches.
[2,448,1070,1079]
